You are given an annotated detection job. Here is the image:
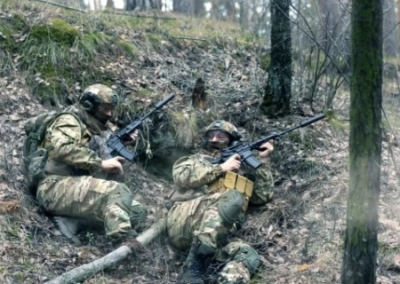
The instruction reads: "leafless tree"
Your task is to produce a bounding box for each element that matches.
[262,0,292,117]
[173,0,194,15]
[341,0,383,282]
[383,0,398,57]
[194,0,205,16]
[239,0,249,28]
[106,0,114,9]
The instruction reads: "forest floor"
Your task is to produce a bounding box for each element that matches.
[1,1,400,283]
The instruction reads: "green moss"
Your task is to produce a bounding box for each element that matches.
[78,32,110,58]
[0,13,27,52]
[236,31,256,47]
[30,18,78,46]
[147,33,163,48]
[138,88,153,97]
[324,110,348,133]
[260,54,270,71]
[118,40,137,57]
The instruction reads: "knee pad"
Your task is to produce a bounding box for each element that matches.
[236,246,260,275]
[217,191,245,224]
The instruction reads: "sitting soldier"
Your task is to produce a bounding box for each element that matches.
[35,84,147,240]
[166,120,274,284]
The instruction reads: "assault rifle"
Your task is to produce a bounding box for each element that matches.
[212,113,325,169]
[107,93,175,161]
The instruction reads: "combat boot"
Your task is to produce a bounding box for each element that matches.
[53,216,82,245]
[177,243,215,284]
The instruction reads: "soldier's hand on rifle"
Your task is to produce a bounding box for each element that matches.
[101,156,125,174]
[259,141,274,159]
[122,129,139,146]
[220,154,241,172]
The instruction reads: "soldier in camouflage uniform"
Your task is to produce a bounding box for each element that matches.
[36,84,147,238]
[167,120,274,284]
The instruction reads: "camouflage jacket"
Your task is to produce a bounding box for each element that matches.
[172,150,274,205]
[40,105,109,174]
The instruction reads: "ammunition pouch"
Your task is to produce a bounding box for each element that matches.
[208,171,254,211]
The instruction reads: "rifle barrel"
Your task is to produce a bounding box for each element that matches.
[300,113,325,127]
[249,113,325,149]
[154,93,175,109]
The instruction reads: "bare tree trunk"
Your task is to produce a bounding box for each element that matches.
[126,0,137,10]
[95,0,101,10]
[149,0,162,9]
[262,0,292,117]
[318,0,341,53]
[340,0,383,283]
[173,0,194,15]
[211,0,218,18]
[106,0,114,9]
[80,0,87,9]
[225,0,235,21]
[173,0,181,12]
[239,0,249,28]
[194,0,205,16]
[383,0,398,57]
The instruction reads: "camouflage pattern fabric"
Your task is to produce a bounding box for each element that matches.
[167,194,259,283]
[36,105,146,237]
[215,241,259,284]
[37,175,146,237]
[217,261,250,284]
[204,120,241,140]
[167,150,273,283]
[172,151,274,205]
[80,84,119,106]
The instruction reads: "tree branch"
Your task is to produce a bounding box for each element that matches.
[44,218,167,284]
[29,0,87,13]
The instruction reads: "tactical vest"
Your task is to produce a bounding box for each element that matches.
[208,171,254,211]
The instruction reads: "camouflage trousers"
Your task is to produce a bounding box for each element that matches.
[37,174,147,237]
[167,191,260,284]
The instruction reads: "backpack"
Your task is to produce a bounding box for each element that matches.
[22,111,68,192]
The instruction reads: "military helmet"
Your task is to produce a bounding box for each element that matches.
[205,120,242,141]
[79,84,119,113]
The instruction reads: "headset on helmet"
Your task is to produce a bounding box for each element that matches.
[79,84,119,113]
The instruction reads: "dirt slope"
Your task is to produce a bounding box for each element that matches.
[1,1,400,284]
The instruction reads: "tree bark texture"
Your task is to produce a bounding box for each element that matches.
[341,0,383,283]
[45,218,167,284]
[262,0,292,117]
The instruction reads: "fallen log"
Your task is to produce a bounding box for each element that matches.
[44,218,167,284]
[30,0,87,12]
